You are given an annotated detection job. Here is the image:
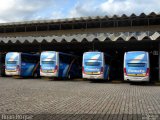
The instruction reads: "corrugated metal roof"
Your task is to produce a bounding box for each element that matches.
[0,12,159,26]
[0,31,159,44]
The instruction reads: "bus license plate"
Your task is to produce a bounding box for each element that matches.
[90,76,95,79]
[131,77,141,80]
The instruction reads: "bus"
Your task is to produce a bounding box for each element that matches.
[40,51,81,79]
[5,52,40,78]
[124,51,150,82]
[0,53,5,76]
[82,51,111,80]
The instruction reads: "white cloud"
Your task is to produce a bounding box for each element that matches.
[51,11,65,19]
[69,0,160,18]
[0,0,160,23]
[100,0,160,16]
[69,1,104,18]
[0,0,64,23]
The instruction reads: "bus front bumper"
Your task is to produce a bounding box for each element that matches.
[5,70,20,76]
[40,72,58,77]
[124,75,149,82]
[83,74,104,79]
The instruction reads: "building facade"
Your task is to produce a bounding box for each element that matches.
[0,12,160,80]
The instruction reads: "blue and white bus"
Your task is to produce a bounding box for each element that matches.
[40,51,81,79]
[5,52,40,77]
[82,51,111,80]
[124,51,150,82]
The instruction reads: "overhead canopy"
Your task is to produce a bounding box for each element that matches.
[0,31,160,44]
[0,12,159,26]
[0,12,160,44]
[0,12,159,33]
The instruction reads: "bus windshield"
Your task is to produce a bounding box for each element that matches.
[7,61,17,64]
[84,52,102,61]
[6,52,19,65]
[127,63,145,67]
[42,61,55,64]
[126,52,147,61]
[85,61,101,66]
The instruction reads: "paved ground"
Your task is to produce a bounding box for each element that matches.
[0,77,160,120]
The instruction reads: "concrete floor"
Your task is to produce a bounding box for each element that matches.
[0,77,160,120]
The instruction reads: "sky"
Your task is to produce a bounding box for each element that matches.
[0,0,160,23]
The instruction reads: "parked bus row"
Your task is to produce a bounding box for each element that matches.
[0,51,150,82]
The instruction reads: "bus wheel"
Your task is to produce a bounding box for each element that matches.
[33,73,38,78]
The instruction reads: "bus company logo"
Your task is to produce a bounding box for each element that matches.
[128,69,145,73]
[7,67,15,69]
[43,67,54,69]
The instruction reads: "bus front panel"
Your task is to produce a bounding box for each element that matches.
[83,52,104,79]
[124,52,149,82]
[40,51,58,77]
[5,52,21,76]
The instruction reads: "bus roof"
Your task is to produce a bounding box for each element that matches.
[41,51,78,57]
[126,51,148,54]
[7,52,39,56]
[84,51,102,53]
[83,51,112,58]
